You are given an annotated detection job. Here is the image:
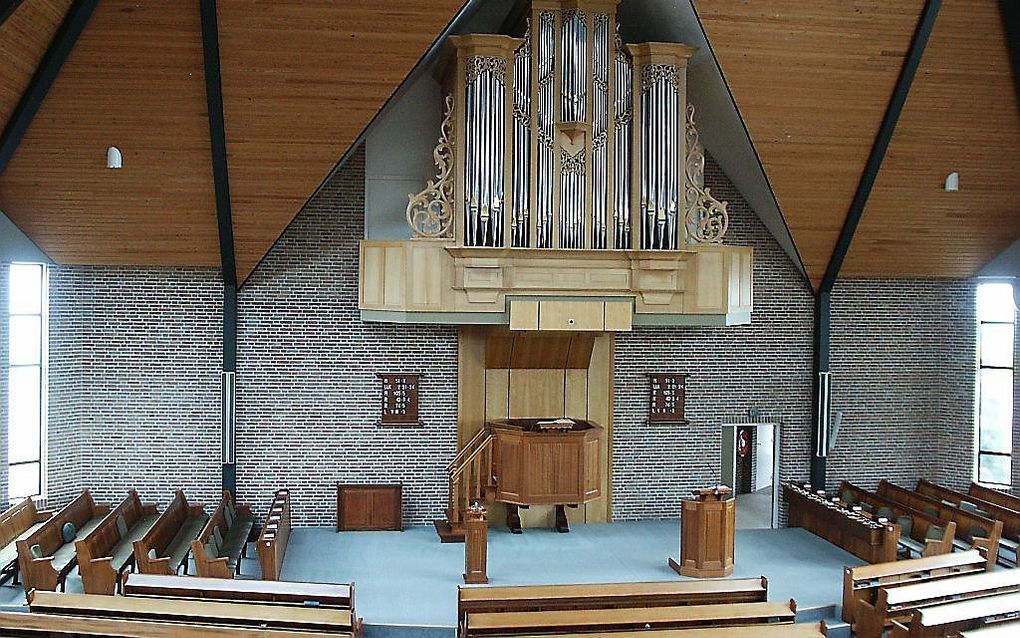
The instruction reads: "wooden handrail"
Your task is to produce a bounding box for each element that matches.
[451,435,492,483]
[448,428,490,471]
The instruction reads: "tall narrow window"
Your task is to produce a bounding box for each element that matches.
[976,281,1016,486]
[8,263,46,501]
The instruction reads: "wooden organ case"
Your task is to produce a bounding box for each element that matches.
[360,0,753,328]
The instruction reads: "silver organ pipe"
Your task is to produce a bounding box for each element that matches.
[639,64,681,250]
[613,40,632,249]
[430,6,716,253]
[591,14,609,249]
[512,33,531,247]
[536,11,555,248]
[561,10,587,123]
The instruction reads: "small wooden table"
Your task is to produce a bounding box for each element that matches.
[670,487,735,578]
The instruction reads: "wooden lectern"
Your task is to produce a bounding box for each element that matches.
[670,487,735,578]
[463,504,488,584]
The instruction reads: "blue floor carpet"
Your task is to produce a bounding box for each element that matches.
[280,521,864,627]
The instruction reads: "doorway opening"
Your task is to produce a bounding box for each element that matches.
[721,423,780,529]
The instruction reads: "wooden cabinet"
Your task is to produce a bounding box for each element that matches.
[336,484,402,531]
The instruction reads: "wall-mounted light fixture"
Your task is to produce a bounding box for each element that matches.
[944,171,959,192]
[107,146,122,169]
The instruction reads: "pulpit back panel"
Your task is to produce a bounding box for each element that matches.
[458,327,613,526]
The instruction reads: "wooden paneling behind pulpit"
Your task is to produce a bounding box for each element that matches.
[458,328,613,528]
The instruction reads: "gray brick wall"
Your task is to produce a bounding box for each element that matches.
[0,261,8,504]
[826,279,976,493]
[612,159,816,520]
[32,146,1014,527]
[46,266,223,511]
[237,147,459,527]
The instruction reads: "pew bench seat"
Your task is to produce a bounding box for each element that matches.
[45,514,107,576]
[160,512,209,572]
[0,521,45,573]
[218,514,255,570]
[109,513,160,569]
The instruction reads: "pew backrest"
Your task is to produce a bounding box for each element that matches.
[0,498,49,550]
[957,619,1020,637]
[462,600,797,637]
[879,481,1002,569]
[18,490,103,559]
[918,480,1020,542]
[502,623,829,638]
[969,483,1020,514]
[906,591,1020,636]
[190,490,252,578]
[258,489,292,581]
[133,489,200,575]
[28,589,353,634]
[122,572,355,610]
[840,481,956,555]
[457,577,769,624]
[842,549,986,624]
[856,568,1020,638]
[0,611,347,638]
[76,490,154,564]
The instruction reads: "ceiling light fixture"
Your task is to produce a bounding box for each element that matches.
[107,146,122,169]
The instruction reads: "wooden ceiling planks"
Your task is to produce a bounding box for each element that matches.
[0,0,73,135]
[694,0,926,288]
[0,0,220,266]
[215,0,467,283]
[844,0,1020,279]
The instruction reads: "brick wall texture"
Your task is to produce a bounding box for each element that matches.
[44,267,223,511]
[2,146,1014,526]
[236,148,459,526]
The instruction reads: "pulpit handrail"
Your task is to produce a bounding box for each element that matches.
[447,427,489,472]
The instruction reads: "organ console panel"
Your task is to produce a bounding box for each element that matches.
[359,0,753,328]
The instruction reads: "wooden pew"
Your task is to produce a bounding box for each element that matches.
[854,566,1020,638]
[458,578,768,625]
[840,481,957,559]
[76,490,160,595]
[842,549,986,625]
[0,498,51,585]
[917,480,1020,566]
[879,480,1003,570]
[16,489,110,592]
[504,624,829,638]
[783,482,900,563]
[134,489,208,575]
[122,572,355,610]
[957,620,1020,637]
[969,483,1020,513]
[0,611,346,638]
[258,488,292,581]
[462,600,797,637]
[28,589,354,635]
[191,490,255,578]
[888,592,1020,638]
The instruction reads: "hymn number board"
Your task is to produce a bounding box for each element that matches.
[648,373,688,424]
[378,373,421,426]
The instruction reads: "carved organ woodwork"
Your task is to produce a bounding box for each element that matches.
[360,0,753,327]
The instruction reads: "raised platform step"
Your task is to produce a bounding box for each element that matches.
[433,520,465,543]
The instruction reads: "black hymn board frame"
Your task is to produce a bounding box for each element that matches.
[377,373,422,426]
[647,373,688,424]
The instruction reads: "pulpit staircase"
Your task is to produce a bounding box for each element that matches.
[434,428,495,543]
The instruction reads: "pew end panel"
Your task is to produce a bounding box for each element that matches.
[190,539,235,580]
[133,539,174,575]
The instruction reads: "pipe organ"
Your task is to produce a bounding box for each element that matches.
[361,0,753,328]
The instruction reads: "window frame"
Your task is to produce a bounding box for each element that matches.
[7,263,47,502]
[975,281,1016,488]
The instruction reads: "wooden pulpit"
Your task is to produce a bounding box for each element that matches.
[670,486,735,578]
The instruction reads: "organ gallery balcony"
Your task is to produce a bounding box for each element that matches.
[359,0,753,329]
